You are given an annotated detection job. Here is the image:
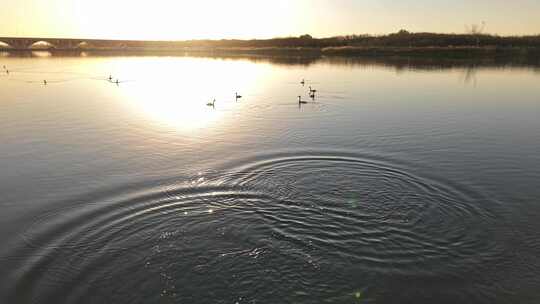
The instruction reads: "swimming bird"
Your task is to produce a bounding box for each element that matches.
[300,79,305,86]
[108,75,113,81]
[309,86,317,94]
[235,92,242,100]
[207,99,216,107]
[43,80,47,85]
[298,96,308,104]
[115,79,119,85]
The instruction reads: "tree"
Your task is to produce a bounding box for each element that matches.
[299,34,313,40]
[397,29,410,35]
[466,21,486,47]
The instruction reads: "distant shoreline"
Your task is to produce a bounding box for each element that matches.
[2,32,540,54]
[3,46,540,60]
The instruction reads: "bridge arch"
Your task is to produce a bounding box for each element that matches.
[0,41,13,49]
[28,41,57,50]
[75,41,92,49]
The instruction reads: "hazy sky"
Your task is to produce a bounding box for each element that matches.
[1,0,539,39]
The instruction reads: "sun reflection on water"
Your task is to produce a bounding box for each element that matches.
[115,57,267,132]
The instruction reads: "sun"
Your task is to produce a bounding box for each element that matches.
[69,0,299,40]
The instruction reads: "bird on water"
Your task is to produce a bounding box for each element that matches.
[235,92,242,100]
[298,96,308,104]
[207,99,216,107]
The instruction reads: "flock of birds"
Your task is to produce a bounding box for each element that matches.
[108,75,121,85]
[207,78,318,108]
[2,65,319,107]
[206,92,242,107]
[3,64,120,86]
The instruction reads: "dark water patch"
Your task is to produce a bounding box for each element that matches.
[3,50,540,71]
[217,151,509,268]
[1,151,531,303]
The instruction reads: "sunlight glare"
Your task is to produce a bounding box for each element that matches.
[117,57,266,132]
[71,0,298,40]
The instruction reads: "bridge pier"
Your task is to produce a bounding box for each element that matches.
[0,38,85,50]
[1,37,176,51]
[9,39,33,50]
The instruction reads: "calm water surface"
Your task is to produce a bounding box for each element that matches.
[1,52,540,304]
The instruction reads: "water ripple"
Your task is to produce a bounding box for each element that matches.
[4,151,514,303]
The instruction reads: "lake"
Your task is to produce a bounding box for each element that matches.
[1,52,540,304]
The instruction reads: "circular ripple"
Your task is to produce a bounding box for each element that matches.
[216,152,509,274]
[5,151,512,304]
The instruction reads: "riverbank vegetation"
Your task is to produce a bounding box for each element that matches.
[178,31,540,49]
[2,31,540,59]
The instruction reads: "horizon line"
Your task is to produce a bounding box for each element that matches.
[1,31,540,42]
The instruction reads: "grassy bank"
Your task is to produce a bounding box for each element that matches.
[2,31,540,52]
[320,46,540,59]
[3,46,540,61]
[3,31,540,62]
[184,45,540,59]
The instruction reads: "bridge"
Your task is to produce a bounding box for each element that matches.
[0,37,184,50]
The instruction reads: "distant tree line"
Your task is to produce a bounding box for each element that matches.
[4,31,538,52]
[167,31,540,48]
